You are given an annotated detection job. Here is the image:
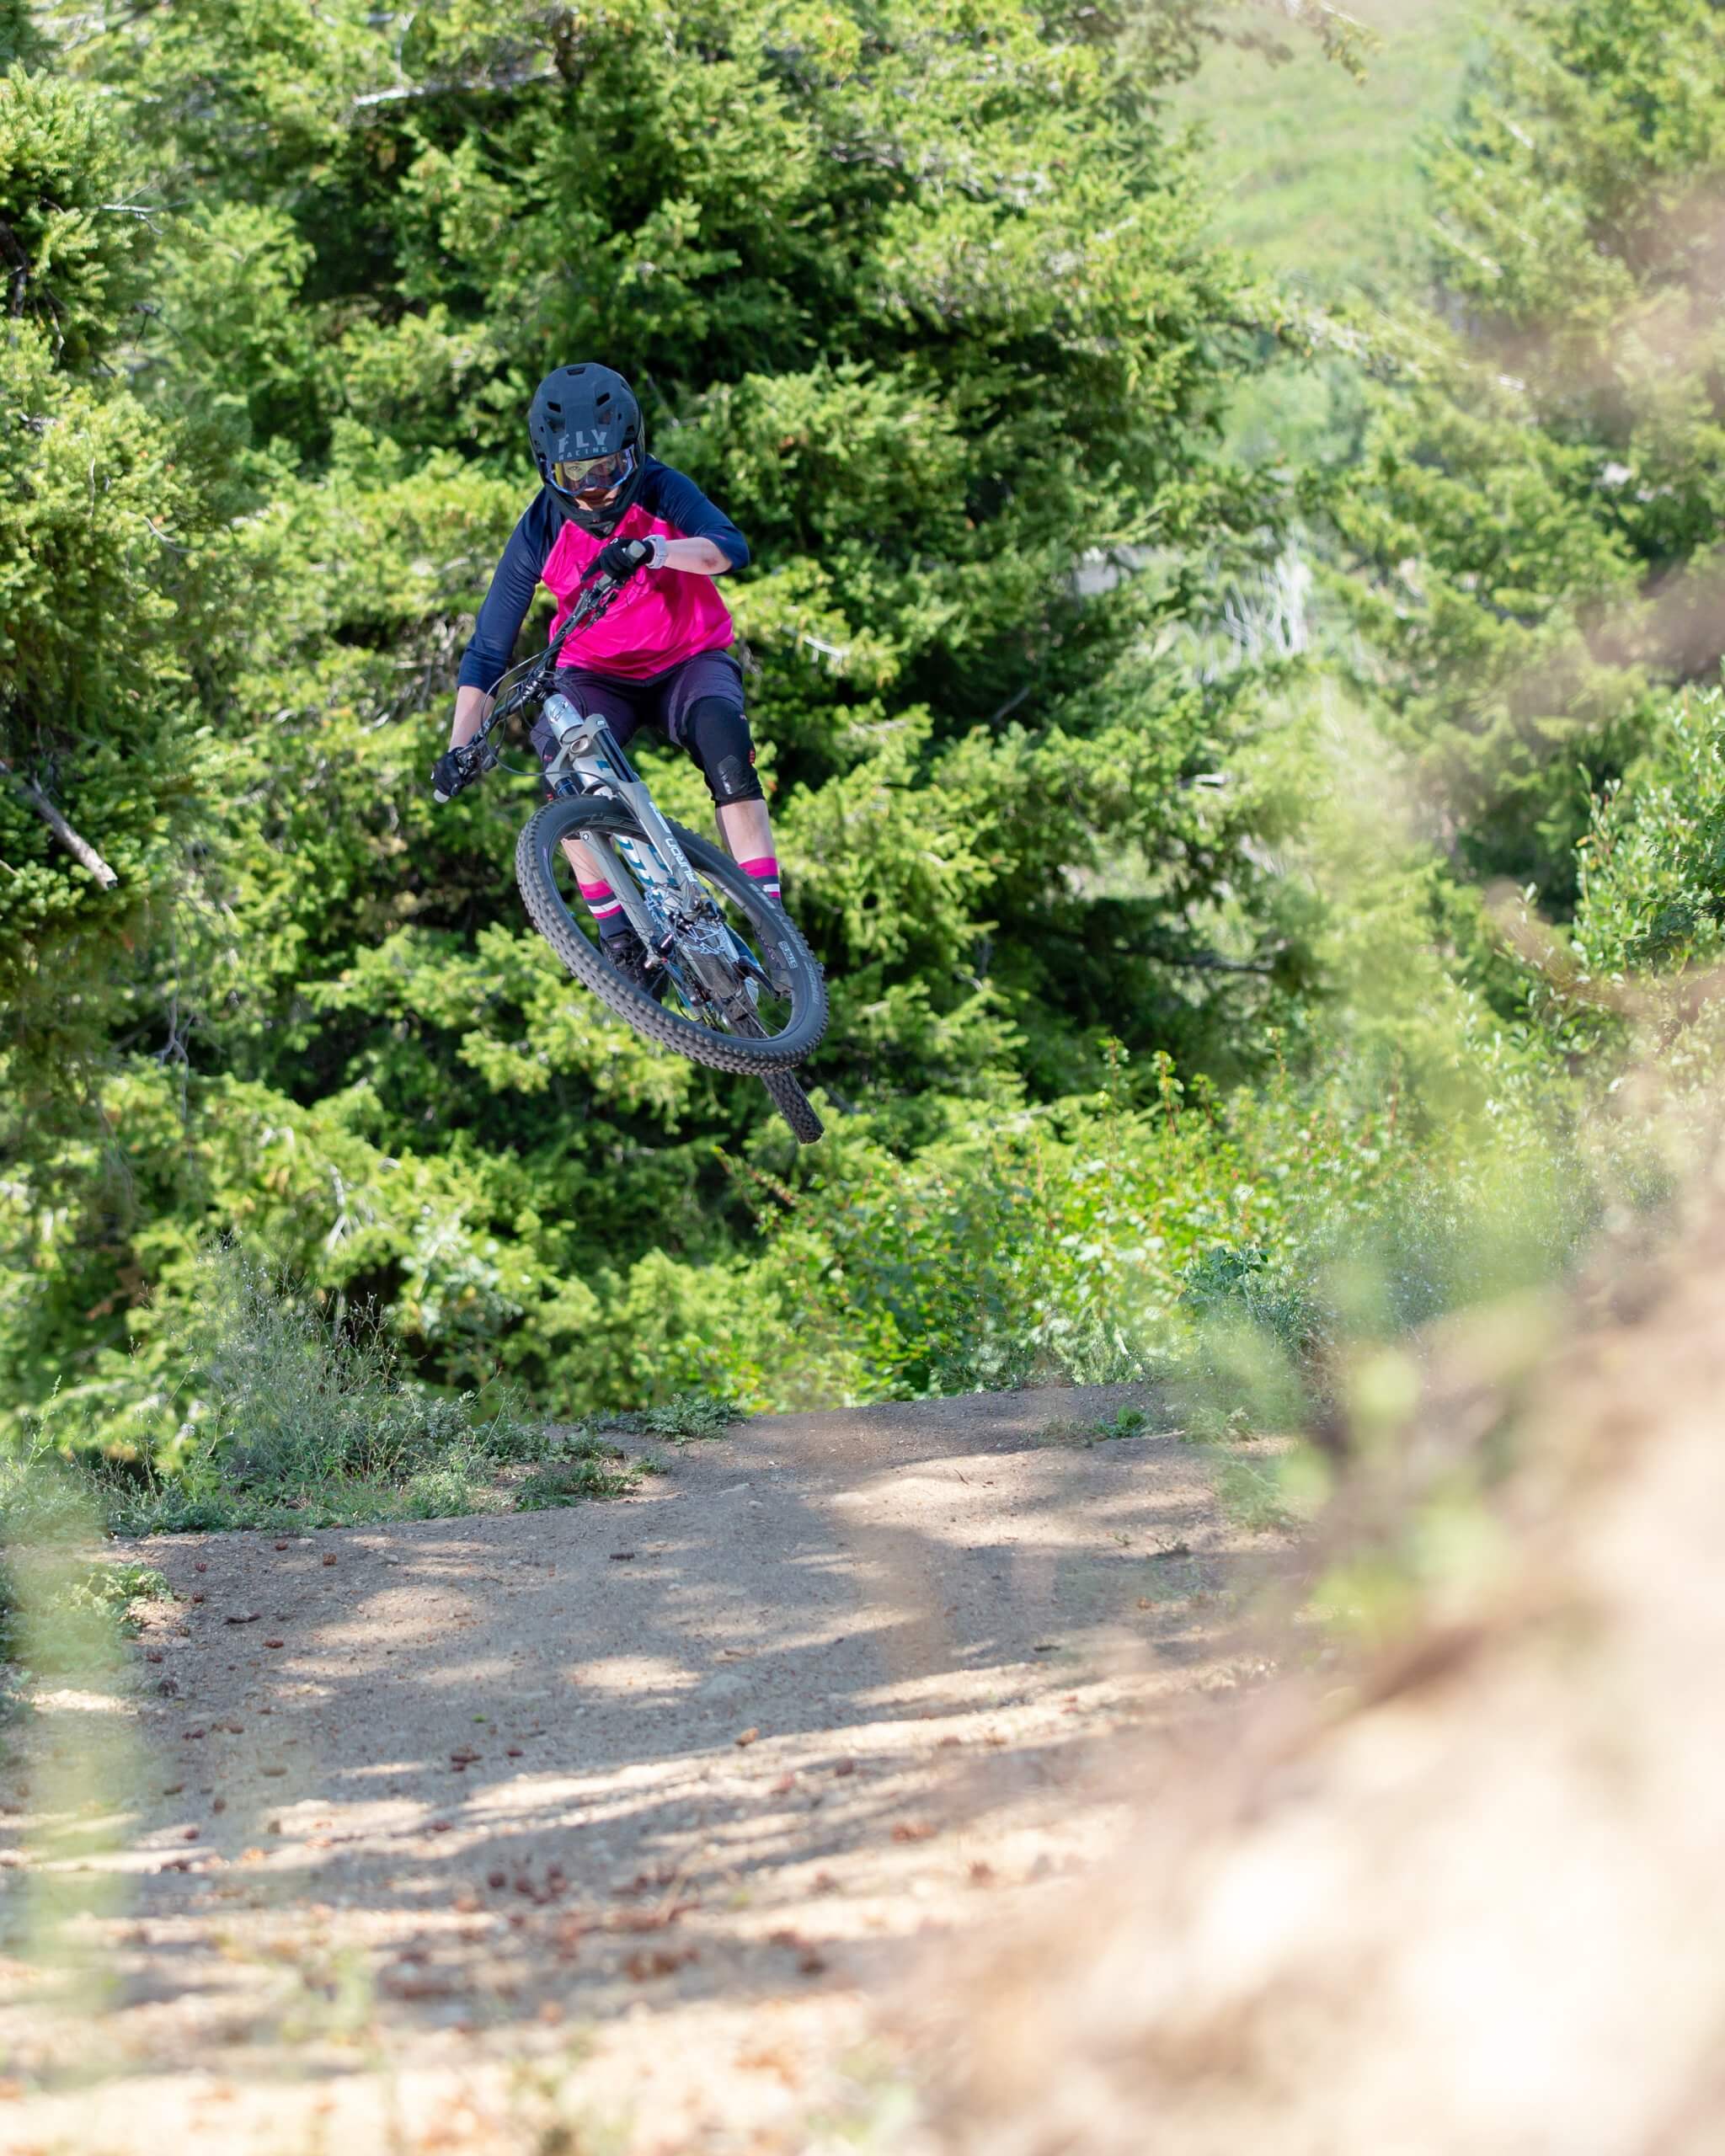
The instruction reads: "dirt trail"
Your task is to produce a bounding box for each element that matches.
[0,1385,1288,2153]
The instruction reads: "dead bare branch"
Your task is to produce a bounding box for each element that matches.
[0,758,119,888]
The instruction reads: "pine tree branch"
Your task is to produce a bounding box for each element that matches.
[0,760,119,889]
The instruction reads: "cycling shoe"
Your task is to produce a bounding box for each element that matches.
[606,928,670,1003]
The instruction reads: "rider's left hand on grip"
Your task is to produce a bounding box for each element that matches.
[430,748,470,803]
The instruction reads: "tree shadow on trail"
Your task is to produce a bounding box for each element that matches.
[6,1383,1292,2085]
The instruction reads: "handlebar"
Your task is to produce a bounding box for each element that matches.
[433,573,622,802]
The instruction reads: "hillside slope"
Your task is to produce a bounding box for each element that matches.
[1178,0,1481,297]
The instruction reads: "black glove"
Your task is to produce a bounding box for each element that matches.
[430,746,475,803]
[594,535,659,584]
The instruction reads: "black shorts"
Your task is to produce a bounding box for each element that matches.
[528,648,745,765]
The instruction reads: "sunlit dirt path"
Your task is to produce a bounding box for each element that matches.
[0,1385,1290,2154]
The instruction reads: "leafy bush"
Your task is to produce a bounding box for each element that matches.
[1167,1074,1626,1448]
[195,1255,481,1491]
[14,1246,573,1533]
[1527,688,1725,1074]
[697,1054,1432,1405]
[1176,1240,1335,1441]
[1181,1244,1329,1360]
[636,1394,740,1444]
[0,1522,172,1676]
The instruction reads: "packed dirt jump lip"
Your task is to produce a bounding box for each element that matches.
[0,1384,1290,2153]
[914,1194,1725,2156]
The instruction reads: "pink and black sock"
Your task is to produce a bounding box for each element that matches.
[739,855,782,905]
[580,879,632,941]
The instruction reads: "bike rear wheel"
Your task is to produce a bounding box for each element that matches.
[761,1069,825,1145]
[515,795,828,1075]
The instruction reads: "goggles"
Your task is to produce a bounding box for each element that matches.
[553,446,634,497]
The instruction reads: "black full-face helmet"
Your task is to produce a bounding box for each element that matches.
[528,362,647,536]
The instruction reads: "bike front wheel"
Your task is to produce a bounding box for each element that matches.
[515,795,829,1075]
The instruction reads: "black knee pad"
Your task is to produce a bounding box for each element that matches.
[683,695,764,806]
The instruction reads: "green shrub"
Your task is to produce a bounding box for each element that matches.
[192,1254,477,1491]
[636,1393,740,1444]
[0,1541,171,1675]
[515,1440,649,1511]
[1181,1244,1329,1360]
[699,1053,1437,1406]
[16,1246,564,1533]
[1529,687,1725,1077]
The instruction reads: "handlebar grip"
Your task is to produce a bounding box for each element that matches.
[432,743,478,803]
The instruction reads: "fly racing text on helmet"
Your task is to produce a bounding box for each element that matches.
[528,363,647,538]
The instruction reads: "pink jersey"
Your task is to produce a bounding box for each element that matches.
[542,504,735,680]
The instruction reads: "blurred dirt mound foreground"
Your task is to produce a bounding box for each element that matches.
[922,1193,1725,2156]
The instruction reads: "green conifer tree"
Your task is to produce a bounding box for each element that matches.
[1333,0,1725,899]
[5,0,1322,1440]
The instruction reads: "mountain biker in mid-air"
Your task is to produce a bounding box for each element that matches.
[433,361,779,996]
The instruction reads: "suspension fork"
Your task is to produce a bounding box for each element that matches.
[540,699,707,905]
[538,694,740,1011]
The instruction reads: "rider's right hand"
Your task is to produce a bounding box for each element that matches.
[430,747,472,803]
[594,535,659,583]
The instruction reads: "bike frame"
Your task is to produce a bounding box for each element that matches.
[463,578,773,1022]
[539,696,697,899]
[534,690,745,1000]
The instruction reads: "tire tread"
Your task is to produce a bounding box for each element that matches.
[761,1069,825,1144]
[515,798,828,1075]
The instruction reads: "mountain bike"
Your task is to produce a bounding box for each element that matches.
[433,575,829,1144]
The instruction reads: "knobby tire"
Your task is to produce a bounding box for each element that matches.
[515,795,828,1075]
[761,1069,825,1145]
